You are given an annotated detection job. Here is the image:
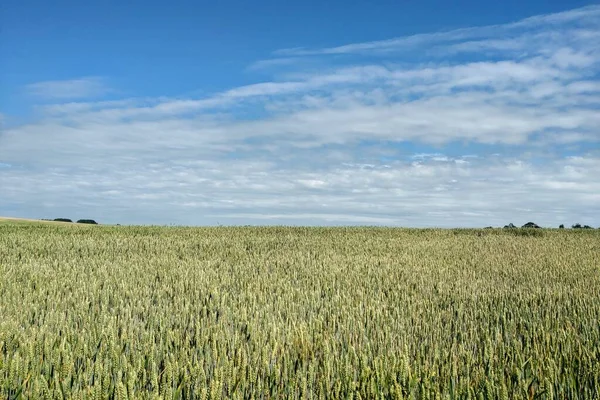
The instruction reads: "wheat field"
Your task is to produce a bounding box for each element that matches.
[0,223,599,399]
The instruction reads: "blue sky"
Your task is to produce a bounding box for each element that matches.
[1,0,599,227]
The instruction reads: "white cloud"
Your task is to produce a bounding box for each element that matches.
[246,57,304,71]
[25,77,111,100]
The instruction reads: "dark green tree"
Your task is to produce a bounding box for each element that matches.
[76,219,98,225]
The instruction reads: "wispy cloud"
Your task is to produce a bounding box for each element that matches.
[1,5,599,226]
[273,4,600,56]
[25,77,111,100]
[246,57,305,71]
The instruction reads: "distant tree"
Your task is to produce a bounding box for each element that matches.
[484,226,494,229]
[503,223,516,228]
[54,218,72,223]
[76,219,98,225]
[522,222,541,229]
[559,224,565,229]
[572,223,594,229]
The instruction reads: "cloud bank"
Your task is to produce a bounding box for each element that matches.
[24,77,111,100]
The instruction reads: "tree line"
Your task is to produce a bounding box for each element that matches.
[41,218,98,224]
[503,222,596,229]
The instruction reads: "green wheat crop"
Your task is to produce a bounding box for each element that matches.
[1,224,599,399]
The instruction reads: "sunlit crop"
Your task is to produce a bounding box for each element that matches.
[1,224,599,399]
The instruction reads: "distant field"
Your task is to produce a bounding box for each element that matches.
[0,216,51,225]
[0,217,79,225]
[0,217,99,227]
[1,224,599,399]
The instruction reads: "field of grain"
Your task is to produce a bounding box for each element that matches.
[0,224,599,399]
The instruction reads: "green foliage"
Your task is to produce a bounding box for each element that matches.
[1,225,599,398]
[521,222,541,228]
[571,223,594,229]
[76,219,98,225]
